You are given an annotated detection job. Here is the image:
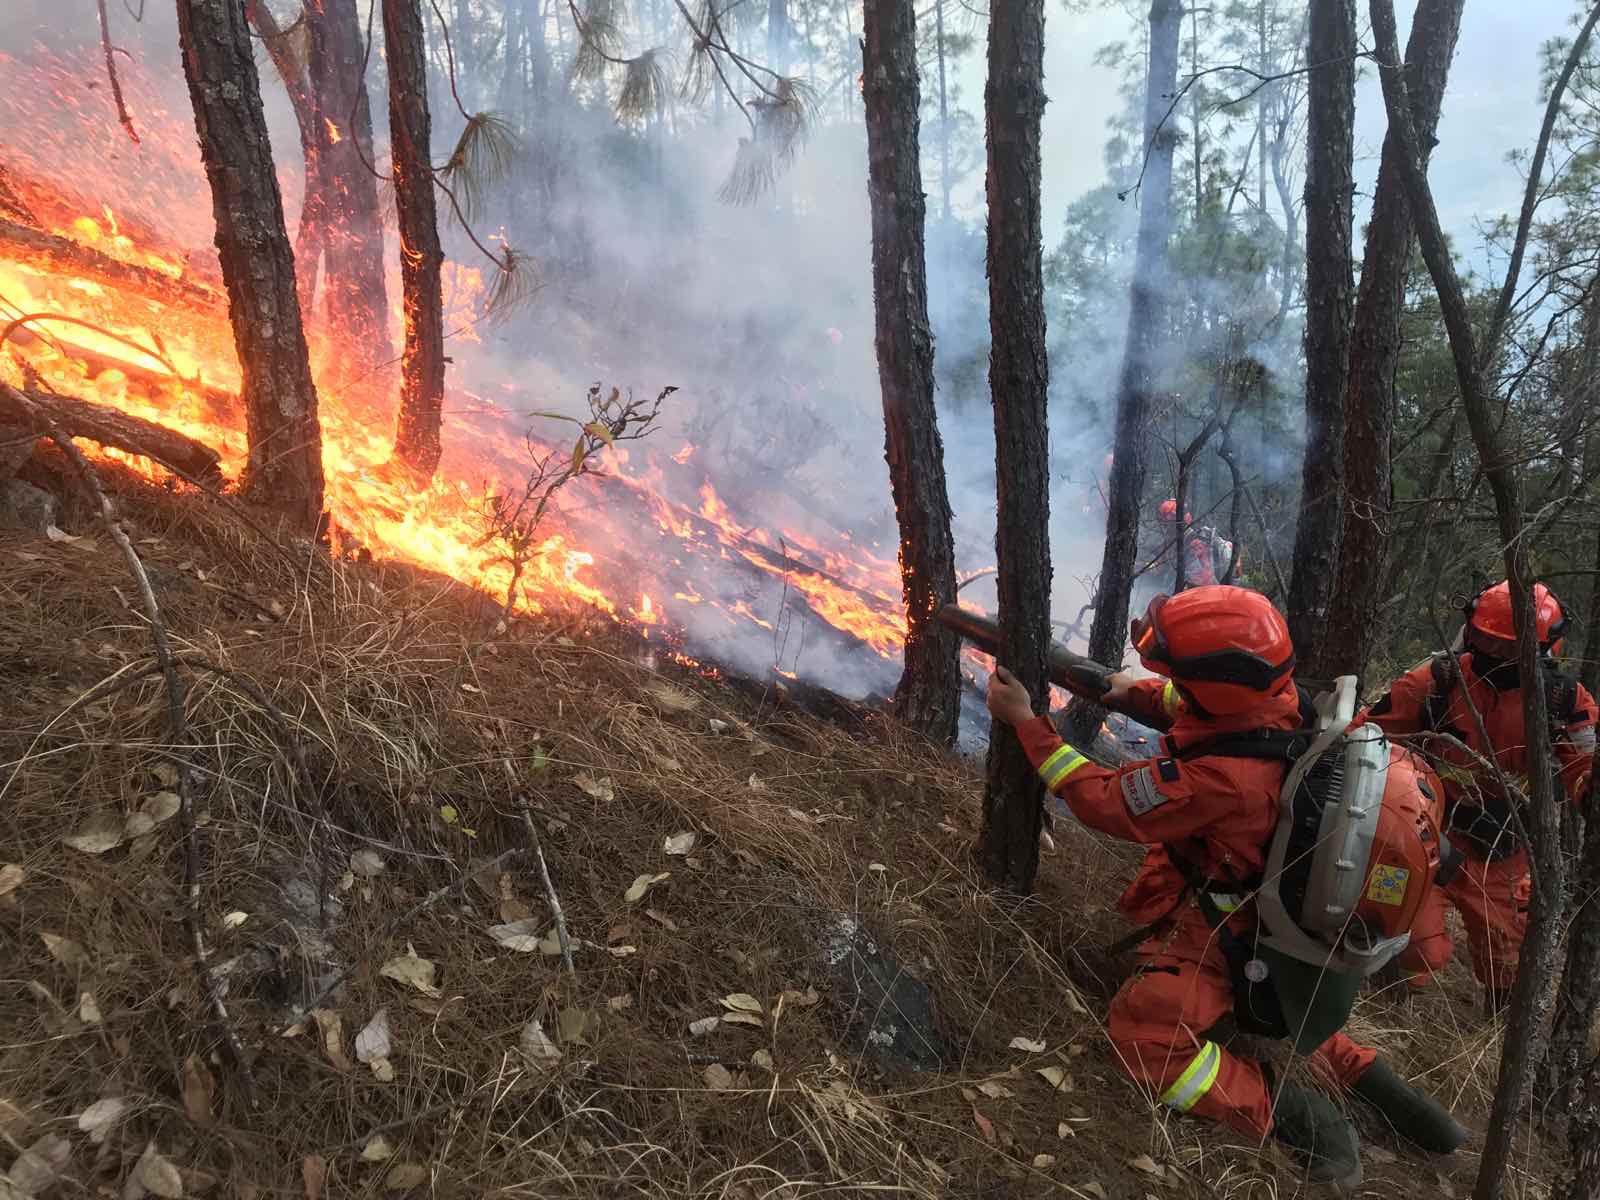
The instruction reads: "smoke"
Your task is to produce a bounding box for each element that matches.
[0,0,1181,709]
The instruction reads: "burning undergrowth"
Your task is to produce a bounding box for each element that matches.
[0,461,1503,1199]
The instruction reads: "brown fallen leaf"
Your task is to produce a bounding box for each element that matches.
[1031,1154,1057,1169]
[971,1106,996,1144]
[379,946,440,998]
[77,990,103,1025]
[77,1097,129,1145]
[384,1163,429,1192]
[182,1056,215,1126]
[360,1135,396,1163]
[573,773,615,803]
[1129,1154,1165,1178]
[312,1009,352,1071]
[62,811,126,855]
[41,932,87,968]
[134,1141,184,1198]
[301,1155,327,1200]
[8,1134,71,1196]
[1079,1184,1108,1200]
[0,863,24,897]
[0,1097,33,1140]
[703,1063,735,1090]
[977,1080,1014,1099]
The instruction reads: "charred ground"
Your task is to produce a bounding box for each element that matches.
[0,467,1522,1198]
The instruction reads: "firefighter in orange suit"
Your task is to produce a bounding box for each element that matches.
[987,586,1464,1184]
[1359,581,1596,1010]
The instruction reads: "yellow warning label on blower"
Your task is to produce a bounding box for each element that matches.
[1366,865,1411,906]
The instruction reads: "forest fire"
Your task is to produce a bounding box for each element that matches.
[0,127,928,695]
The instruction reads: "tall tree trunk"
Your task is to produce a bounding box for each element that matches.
[247,0,391,378]
[313,0,394,384]
[1584,513,1600,701]
[384,0,448,480]
[243,0,325,319]
[934,0,952,225]
[768,0,790,73]
[176,0,324,529]
[863,0,962,745]
[1545,753,1600,1115]
[1322,0,1462,680]
[1073,0,1181,741]
[1286,0,1355,669]
[978,0,1050,893]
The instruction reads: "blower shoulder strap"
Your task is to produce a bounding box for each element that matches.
[1170,728,1311,763]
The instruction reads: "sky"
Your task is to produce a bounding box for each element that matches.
[959,0,1584,274]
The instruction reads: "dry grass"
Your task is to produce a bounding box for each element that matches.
[0,462,1558,1199]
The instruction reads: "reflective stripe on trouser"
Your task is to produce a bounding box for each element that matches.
[1160,1041,1221,1112]
[1396,845,1529,991]
[1037,744,1089,790]
[1109,908,1379,1139]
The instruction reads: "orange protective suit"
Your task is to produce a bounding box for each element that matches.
[1359,653,1597,991]
[1017,678,1376,1139]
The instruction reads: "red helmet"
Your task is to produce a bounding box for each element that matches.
[1157,498,1193,524]
[1464,581,1568,657]
[1130,585,1295,715]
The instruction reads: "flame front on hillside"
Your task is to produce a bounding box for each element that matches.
[0,48,952,700]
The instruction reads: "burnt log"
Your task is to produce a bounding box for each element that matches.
[0,216,223,315]
[0,386,223,484]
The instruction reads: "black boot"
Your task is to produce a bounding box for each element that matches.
[1271,1077,1363,1190]
[1350,1057,1467,1153]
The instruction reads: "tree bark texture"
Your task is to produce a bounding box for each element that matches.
[1322,0,1462,680]
[978,0,1050,893]
[862,0,962,746]
[312,0,394,381]
[175,0,325,529]
[1287,0,1355,670]
[1555,1067,1600,1200]
[1074,0,1181,738]
[1367,5,1600,1196]
[384,0,448,480]
[1545,753,1600,1114]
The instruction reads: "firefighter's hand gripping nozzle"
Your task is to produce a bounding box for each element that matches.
[936,604,1116,705]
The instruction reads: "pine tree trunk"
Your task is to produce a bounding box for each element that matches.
[1072,0,1181,742]
[1545,753,1600,1112]
[862,0,962,745]
[242,0,326,325]
[1321,0,1461,680]
[768,0,790,73]
[1286,0,1355,668]
[313,0,394,383]
[384,0,447,480]
[977,0,1050,893]
[177,0,324,530]
[934,0,952,224]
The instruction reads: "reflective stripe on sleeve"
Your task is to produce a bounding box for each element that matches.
[1572,726,1597,753]
[1159,1041,1222,1113]
[1206,893,1244,913]
[1038,744,1090,790]
[1161,681,1181,716]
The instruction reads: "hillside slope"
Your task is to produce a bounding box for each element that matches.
[0,465,1509,1199]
